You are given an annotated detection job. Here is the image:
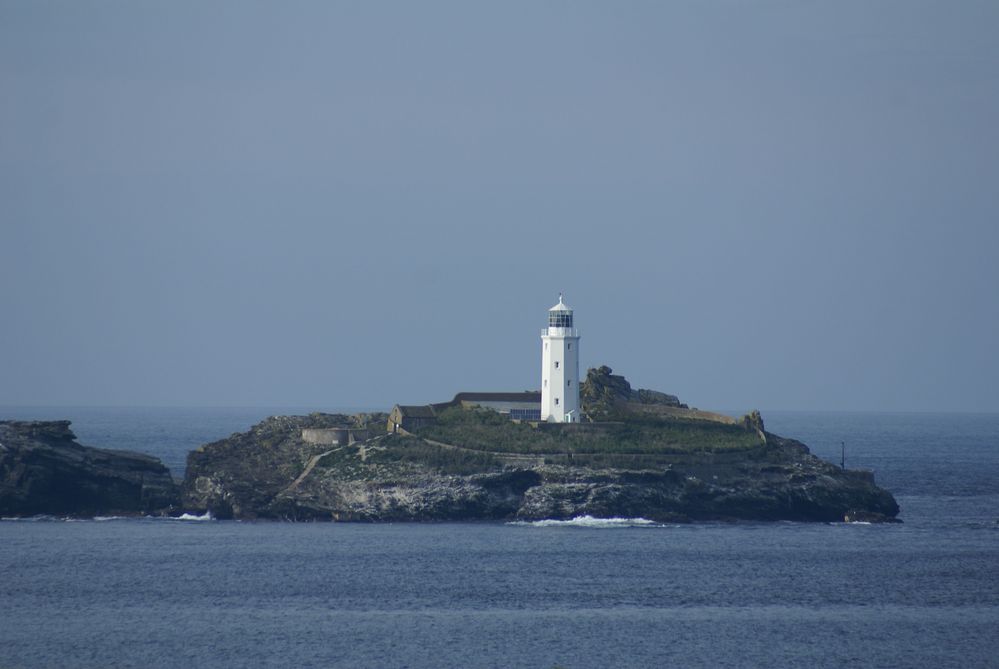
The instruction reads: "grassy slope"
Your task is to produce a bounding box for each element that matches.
[317,435,502,477]
[415,406,762,457]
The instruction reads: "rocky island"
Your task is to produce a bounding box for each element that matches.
[1,368,900,523]
[1,290,901,523]
[181,367,900,523]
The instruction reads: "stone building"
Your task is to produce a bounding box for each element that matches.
[452,392,541,420]
[387,391,543,433]
[387,404,447,433]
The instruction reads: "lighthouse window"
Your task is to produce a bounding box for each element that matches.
[544,379,547,388]
[567,379,571,387]
[555,361,559,369]
[549,312,573,328]
[555,398,559,406]
[568,343,571,350]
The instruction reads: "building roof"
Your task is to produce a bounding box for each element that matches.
[452,392,542,403]
[394,404,438,419]
[549,294,572,311]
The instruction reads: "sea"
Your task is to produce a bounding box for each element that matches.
[1,407,997,669]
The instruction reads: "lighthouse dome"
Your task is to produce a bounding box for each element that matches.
[549,295,572,312]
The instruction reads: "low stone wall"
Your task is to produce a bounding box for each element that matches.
[302,427,371,446]
[301,428,348,446]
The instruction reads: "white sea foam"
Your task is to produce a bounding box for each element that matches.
[508,515,660,528]
[171,511,214,521]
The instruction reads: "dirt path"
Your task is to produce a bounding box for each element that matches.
[284,447,342,493]
[284,435,388,494]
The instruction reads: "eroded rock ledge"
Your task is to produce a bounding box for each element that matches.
[0,420,179,517]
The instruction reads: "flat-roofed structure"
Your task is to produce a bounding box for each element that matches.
[388,391,543,432]
[453,392,541,420]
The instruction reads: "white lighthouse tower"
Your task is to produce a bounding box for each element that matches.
[541,294,580,422]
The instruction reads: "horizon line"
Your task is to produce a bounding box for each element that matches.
[1,404,997,416]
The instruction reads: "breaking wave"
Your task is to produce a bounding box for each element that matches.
[169,511,214,521]
[508,515,660,528]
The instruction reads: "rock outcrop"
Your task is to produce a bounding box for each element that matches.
[581,366,686,417]
[181,413,900,523]
[0,420,179,517]
[515,434,898,523]
[183,412,387,519]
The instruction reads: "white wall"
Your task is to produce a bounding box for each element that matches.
[541,331,579,421]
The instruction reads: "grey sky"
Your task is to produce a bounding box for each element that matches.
[1,1,997,412]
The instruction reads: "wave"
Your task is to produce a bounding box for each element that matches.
[168,511,214,521]
[508,515,660,528]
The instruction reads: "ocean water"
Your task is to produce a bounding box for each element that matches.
[1,408,997,668]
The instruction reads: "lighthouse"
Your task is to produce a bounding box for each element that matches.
[541,294,580,422]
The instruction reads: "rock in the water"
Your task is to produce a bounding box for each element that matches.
[0,420,179,517]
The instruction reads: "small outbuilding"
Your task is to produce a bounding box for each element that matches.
[387,404,445,433]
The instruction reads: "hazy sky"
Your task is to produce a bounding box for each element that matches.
[2,1,997,412]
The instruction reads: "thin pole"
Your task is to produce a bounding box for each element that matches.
[841,441,846,470]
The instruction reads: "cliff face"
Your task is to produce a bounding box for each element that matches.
[183,412,387,519]
[181,414,900,523]
[0,420,179,517]
[515,434,898,523]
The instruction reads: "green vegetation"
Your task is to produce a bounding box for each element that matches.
[415,406,762,456]
[317,435,500,476]
[315,445,361,469]
[368,435,501,475]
